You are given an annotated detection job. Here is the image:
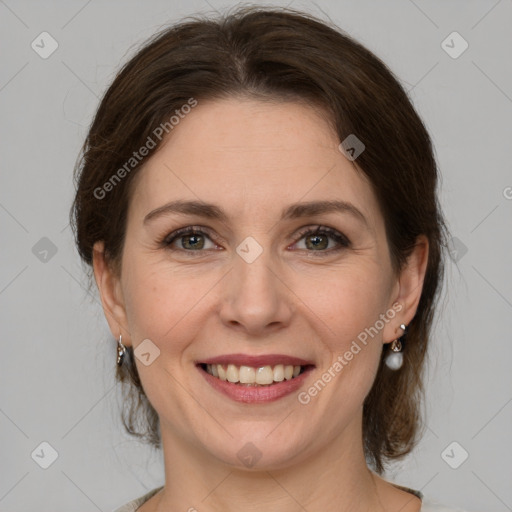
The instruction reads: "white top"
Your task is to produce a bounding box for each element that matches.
[112,485,469,512]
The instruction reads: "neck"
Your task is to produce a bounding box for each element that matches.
[155,413,387,512]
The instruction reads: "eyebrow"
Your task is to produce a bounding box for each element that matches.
[143,199,369,228]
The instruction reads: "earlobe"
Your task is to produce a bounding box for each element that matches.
[92,241,131,346]
[383,235,429,343]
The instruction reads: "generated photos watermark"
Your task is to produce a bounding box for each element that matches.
[297,302,403,405]
[93,97,198,200]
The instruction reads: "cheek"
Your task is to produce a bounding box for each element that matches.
[121,253,214,353]
[120,256,207,415]
[306,264,391,343]
[302,264,390,391]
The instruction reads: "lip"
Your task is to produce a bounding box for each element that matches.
[197,364,314,403]
[198,353,315,368]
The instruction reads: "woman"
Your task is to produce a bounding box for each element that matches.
[71,6,465,512]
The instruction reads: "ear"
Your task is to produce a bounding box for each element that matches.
[92,241,132,347]
[383,235,429,344]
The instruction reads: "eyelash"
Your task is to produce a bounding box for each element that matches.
[160,225,351,256]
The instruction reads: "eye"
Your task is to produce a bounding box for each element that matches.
[292,226,351,255]
[161,225,351,255]
[162,226,218,252]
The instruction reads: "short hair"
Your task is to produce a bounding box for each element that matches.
[71,6,448,473]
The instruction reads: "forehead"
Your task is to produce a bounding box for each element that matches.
[128,98,382,230]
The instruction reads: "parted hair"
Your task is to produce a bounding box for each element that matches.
[71,6,447,473]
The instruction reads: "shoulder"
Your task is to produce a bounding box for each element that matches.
[389,481,468,512]
[111,485,468,512]
[112,486,164,512]
[421,496,470,512]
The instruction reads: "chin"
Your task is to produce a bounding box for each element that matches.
[203,431,311,472]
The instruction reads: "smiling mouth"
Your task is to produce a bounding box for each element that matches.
[198,363,311,386]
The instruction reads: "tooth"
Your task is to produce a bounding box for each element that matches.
[209,363,304,383]
[273,364,284,382]
[255,366,274,385]
[217,364,227,381]
[239,365,256,384]
[226,364,240,383]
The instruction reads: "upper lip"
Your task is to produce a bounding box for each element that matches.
[198,353,315,367]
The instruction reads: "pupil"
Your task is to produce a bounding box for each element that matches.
[185,235,204,249]
[307,234,327,250]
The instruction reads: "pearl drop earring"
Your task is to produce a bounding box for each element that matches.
[385,323,407,370]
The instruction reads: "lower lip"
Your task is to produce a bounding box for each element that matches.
[197,365,313,403]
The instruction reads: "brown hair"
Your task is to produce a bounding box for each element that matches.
[71,6,448,473]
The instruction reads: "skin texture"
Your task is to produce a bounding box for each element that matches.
[93,98,428,512]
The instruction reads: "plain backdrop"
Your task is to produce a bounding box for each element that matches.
[1,1,511,511]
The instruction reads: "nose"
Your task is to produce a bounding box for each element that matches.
[218,246,294,337]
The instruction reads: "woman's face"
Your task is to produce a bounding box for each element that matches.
[95,98,426,470]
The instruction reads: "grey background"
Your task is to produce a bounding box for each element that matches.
[1,0,511,510]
